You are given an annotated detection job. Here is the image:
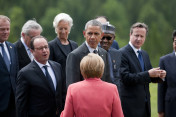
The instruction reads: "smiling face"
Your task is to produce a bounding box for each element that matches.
[100,33,114,51]
[83,25,103,49]
[0,18,10,43]
[130,27,147,49]
[56,20,70,41]
[31,38,50,64]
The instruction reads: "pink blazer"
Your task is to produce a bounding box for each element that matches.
[61,78,124,117]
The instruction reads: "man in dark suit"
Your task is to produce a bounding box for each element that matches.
[66,19,111,88]
[0,15,19,117]
[14,20,42,70]
[95,16,120,50]
[158,30,176,117]
[16,36,65,117]
[99,23,121,91]
[119,22,166,117]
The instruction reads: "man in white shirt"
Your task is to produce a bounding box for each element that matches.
[16,36,66,117]
[14,20,42,70]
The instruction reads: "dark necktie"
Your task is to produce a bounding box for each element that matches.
[108,52,114,82]
[93,49,98,54]
[0,43,10,71]
[43,65,55,91]
[137,50,144,71]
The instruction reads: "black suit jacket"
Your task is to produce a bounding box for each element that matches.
[0,41,19,112]
[119,44,161,117]
[49,37,78,78]
[14,39,31,70]
[66,42,111,88]
[108,47,122,90]
[158,52,176,116]
[16,60,65,117]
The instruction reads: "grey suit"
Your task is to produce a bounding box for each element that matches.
[16,60,65,117]
[66,42,111,88]
[0,41,19,116]
[108,47,122,91]
[158,52,176,117]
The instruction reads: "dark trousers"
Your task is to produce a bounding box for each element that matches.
[144,101,150,117]
[0,93,16,117]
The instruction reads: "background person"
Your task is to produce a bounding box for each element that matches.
[95,15,119,50]
[66,19,111,88]
[119,22,166,117]
[14,20,42,70]
[49,13,78,85]
[16,36,65,117]
[158,30,176,117]
[0,15,19,117]
[100,23,122,91]
[61,53,124,117]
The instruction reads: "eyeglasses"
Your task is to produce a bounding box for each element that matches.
[102,36,112,40]
[26,34,35,39]
[34,45,49,51]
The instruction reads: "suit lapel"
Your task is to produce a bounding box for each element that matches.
[127,45,142,71]
[18,40,31,61]
[32,61,55,94]
[49,61,59,90]
[56,38,69,57]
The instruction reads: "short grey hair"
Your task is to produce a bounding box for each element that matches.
[84,19,102,31]
[0,15,10,22]
[53,13,73,33]
[21,20,43,36]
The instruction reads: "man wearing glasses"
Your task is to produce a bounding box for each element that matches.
[14,20,42,70]
[16,36,65,117]
[100,23,122,92]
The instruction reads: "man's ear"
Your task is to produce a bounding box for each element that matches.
[101,32,104,38]
[22,33,25,38]
[83,30,86,38]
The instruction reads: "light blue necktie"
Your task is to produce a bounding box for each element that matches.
[137,50,144,71]
[0,43,10,71]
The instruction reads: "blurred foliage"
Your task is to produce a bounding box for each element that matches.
[0,0,175,67]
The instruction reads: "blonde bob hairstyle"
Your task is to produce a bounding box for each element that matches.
[80,53,104,79]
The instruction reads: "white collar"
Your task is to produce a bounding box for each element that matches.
[85,41,98,53]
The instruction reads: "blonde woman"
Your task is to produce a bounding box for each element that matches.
[61,53,124,117]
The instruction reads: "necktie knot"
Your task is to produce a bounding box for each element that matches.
[0,43,4,47]
[93,49,98,54]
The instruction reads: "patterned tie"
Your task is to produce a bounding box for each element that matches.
[93,49,98,54]
[137,50,144,71]
[43,65,55,91]
[0,43,10,71]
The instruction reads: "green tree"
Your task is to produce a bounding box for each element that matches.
[138,2,172,67]
[9,6,25,43]
[98,0,130,47]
